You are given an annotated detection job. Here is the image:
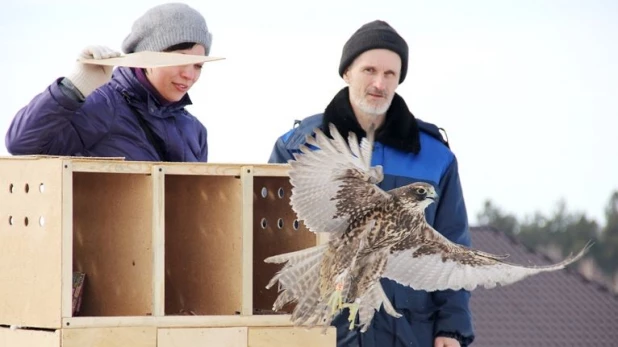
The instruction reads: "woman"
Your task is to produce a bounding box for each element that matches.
[5,2,213,162]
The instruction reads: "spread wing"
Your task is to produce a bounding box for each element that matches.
[288,122,389,234]
[382,223,591,291]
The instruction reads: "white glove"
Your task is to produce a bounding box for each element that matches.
[67,45,121,98]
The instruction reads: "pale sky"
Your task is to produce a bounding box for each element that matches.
[1,0,617,226]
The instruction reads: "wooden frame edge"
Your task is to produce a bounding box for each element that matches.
[240,166,254,316]
[61,160,74,322]
[62,314,296,329]
[152,165,166,317]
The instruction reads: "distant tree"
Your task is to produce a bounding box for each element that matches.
[476,200,519,236]
[596,191,618,275]
[561,213,600,257]
[475,191,617,288]
[518,199,599,258]
[517,211,552,249]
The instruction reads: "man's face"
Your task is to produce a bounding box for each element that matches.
[344,49,401,118]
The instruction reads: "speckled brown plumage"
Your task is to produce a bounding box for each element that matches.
[264,122,591,333]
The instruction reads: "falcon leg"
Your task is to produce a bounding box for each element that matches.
[327,281,346,315]
[327,289,343,315]
[341,298,361,330]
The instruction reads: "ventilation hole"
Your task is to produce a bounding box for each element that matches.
[293,219,299,230]
[9,183,14,193]
[277,187,285,198]
[260,218,268,229]
[8,216,13,226]
[39,183,45,193]
[25,183,29,193]
[24,217,29,226]
[260,187,268,198]
[277,218,284,229]
[39,216,45,227]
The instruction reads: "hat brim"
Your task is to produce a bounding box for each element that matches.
[78,51,224,68]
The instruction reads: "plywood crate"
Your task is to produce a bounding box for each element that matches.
[0,156,334,346]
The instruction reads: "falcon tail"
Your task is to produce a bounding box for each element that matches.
[264,244,332,330]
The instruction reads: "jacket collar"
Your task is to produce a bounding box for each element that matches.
[322,87,421,154]
[111,67,193,116]
[133,67,172,106]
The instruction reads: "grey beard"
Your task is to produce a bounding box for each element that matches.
[353,94,391,117]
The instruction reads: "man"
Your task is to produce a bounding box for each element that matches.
[268,20,474,347]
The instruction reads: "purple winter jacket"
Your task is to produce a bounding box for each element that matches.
[5,67,208,162]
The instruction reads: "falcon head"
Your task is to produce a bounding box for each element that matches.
[394,182,438,210]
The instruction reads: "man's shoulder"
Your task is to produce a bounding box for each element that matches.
[415,118,450,149]
[415,118,457,175]
[279,113,324,145]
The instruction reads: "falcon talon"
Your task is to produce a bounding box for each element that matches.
[341,298,361,330]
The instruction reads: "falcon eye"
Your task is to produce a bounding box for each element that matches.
[415,187,426,195]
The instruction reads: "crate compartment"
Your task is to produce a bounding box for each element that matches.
[72,172,153,317]
[252,176,317,314]
[164,174,243,316]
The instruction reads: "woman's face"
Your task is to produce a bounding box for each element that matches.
[146,44,206,102]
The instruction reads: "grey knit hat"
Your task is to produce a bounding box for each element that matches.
[339,20,408,83]
[121,3,213,55]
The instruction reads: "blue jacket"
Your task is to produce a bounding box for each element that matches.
[5,67,207,162]
[268,88,474,347]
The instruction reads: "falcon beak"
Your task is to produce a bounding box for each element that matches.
[427,190,438,201]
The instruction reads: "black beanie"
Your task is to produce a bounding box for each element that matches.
[339,20,409,84]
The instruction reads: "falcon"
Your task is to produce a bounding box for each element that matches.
[264,122,590,333]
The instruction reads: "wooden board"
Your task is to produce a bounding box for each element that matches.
[0,158,64,328]
[152,166,166,317]
[62,327,156,347]
[72,172,154,317]
[79,51,224,68]
[240,167,254,315]
[70,160,151,174]
[62,314,296,328]
[0,325,334,347]
[248,327,336,347]
[158,327,247,347]
[164,174,243,316]
[0,327,60,347]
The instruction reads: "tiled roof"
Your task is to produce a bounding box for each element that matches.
[468,225,618,346]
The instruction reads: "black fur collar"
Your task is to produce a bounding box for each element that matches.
[322,87,421,154]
